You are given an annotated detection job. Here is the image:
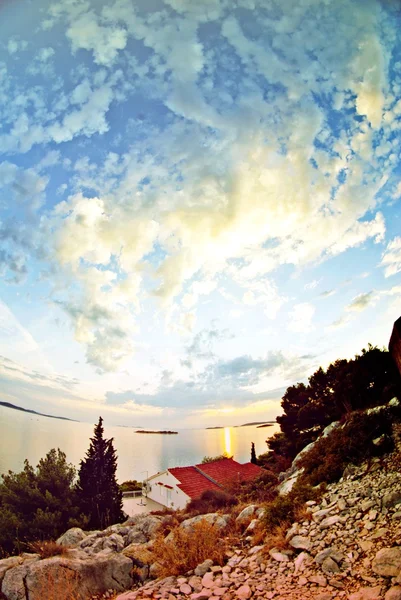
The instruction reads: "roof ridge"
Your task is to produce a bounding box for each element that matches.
[194,464,224,489]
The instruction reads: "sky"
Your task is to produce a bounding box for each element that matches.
[1,0,401,429]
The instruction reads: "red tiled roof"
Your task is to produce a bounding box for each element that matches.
[196,458,263,485]
[169,466,221,499]
[168,458,262,499]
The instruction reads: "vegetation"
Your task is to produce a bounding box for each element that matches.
[186,489,237,515]
[76,417,125,529]
[28,539,70,559]
[120,479,142,493]
[0,449,86,556]
[263,481,323,532]
[201,452,232,463]
[259,345,401,469]
[251,442,257,464]
[298,406,397,486]
[151,519,228,577]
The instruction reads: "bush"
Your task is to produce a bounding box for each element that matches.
[298,406,397,486]
[0,450,87,556]
[201,453,232,464]
[120,480,142,493]
[186,489,237,514]
[226,469,278,504]
[28,540,69,559]
[151,519,228,576]
[263,481,322,531]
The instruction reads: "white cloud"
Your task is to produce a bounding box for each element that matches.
[381,237,401,277]
[288,303,315,333]
[66,11,127,66]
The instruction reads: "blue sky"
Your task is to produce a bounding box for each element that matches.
[1,0,401,428]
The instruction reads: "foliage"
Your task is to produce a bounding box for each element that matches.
[250,442,257,465]
[298,406,397,486]
[76,417,125,529]
[186,489,237,514]
[119,479,142,493]
[0,449,86,556]
[262,345,401,464]
[263,481,322,532]
[226,469,278,504]
[151,519,228,577]
[201,452,232,464]
[28,540,69,559]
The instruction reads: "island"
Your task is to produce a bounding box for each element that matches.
[235,421,276,427]
[135,430,178,434]
[0,401,78,422]
[206,426,224,429]
[256,423,274,428]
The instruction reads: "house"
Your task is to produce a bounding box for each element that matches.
[144,457,262,510]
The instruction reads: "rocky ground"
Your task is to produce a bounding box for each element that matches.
[1,433,401,600]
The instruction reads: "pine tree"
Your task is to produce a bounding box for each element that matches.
[76,417,125,529]
[251,442,258,465]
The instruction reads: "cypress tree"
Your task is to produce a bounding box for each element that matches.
[76,417,125,529]
[251,442,258,465]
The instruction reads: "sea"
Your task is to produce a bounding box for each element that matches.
[0,406,280,483]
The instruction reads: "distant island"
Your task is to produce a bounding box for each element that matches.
[236,421,276,427]
[256,423,274,428]
[135,430,178,435]
[206,426,224,429]
[0,401,77,422]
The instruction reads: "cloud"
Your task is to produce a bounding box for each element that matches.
[346,291,377,313]
[381,237,401,277]
[319,290,336,299]
[288,303,315,333]
[2,0,400,374]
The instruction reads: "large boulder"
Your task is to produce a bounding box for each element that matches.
[125,516,161,545]
[1,553,133,600]
[57,527,87,547]
[180,513,231,532]
[372,547,401,577]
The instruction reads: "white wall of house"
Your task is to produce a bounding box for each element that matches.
[145,470,190,510]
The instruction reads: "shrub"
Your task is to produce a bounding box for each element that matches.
[201,453,232,464]
[28,540,69,559]
[151,519,228,577]
[263,481,322,531]
[228,470,278,504]
[0,450,86,556]
[298,407,397,486]
[31,565,81,600]
[186,489,237,514]
[119,480,142,493]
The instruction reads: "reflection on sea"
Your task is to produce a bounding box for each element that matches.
[0,406,279,482]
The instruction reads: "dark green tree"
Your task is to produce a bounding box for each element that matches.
[0,449,84,555]
[250,442,257,465]
[76,417,125,529]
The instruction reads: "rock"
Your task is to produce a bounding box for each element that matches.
[236,585,252,599]
[194,560,214,577]
[319,515,341,529]
[372,547,401,576]
[309,575,327,586]
[321,556,341,574]
[315,548,343,565]
[348,586,382,600]
[269,550,289,562]
[0,557,23,586]
[245,519,258,533]
[294,551,310,573]
[1,553,133,600]
[202,573,214,589]
[315,594,333,600]
[236,506,257,522]
[289,536,311,551]
[180,583,192,594]
[383,491,401,509]
[181,514,230,533]
[385,588,401,600]
[56,527,87,547]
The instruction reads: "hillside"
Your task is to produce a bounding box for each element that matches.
[0,401,77,422]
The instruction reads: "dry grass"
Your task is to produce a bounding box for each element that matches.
[262,522,291,554]
[34,564,82,600]
[151,519,229,577]
[293,504,312,523]
[28,540,70,559]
